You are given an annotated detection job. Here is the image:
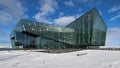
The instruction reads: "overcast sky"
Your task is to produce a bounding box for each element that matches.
[0,0,120,46]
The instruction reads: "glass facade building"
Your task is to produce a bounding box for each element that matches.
[10,8,107,49]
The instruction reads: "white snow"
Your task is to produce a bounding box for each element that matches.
[0,46,11,48]
[0,50,120,68]
[100,46,120,48]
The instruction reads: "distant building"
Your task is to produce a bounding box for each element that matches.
[10,8,107,49]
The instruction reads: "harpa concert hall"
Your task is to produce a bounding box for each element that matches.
[10,8,107,49]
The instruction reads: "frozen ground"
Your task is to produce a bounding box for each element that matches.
[0,50,120,68]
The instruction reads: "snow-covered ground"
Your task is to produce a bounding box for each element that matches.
[0,46,11,48]
[0,50,120,68]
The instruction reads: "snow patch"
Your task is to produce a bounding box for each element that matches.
[0,50,120,68]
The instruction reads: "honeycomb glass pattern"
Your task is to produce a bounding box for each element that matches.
[10,8,107,49]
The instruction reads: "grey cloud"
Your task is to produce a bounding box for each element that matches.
[0,31,10,37]
[0,40,10,44]
[0,0,26,25]
[33,0,58,23]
